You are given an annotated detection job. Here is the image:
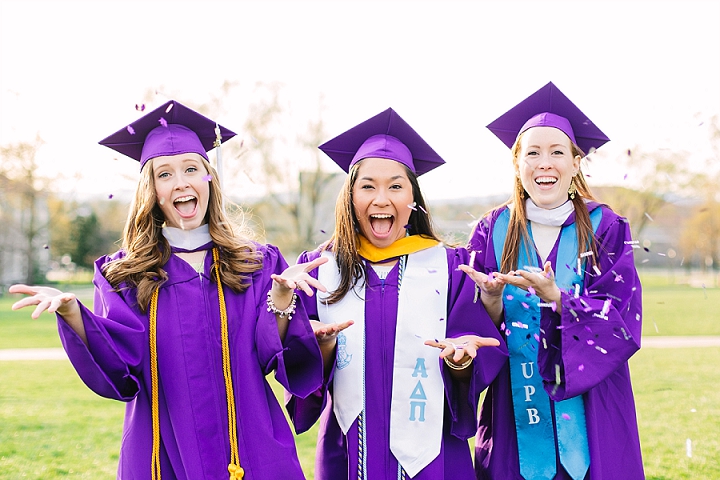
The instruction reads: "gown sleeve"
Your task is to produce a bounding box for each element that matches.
[254,244,324,401]
[537,207,643,400]
[442,247,507,439]
[283,249,331,433]
[57,252,144,401]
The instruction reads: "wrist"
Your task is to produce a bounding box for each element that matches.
[443,355,473,370]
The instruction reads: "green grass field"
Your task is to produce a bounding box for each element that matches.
[1,274,719,479]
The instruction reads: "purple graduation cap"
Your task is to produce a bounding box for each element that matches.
[486,82,610,154]
[99,100,236,170]
[319,108,445,176]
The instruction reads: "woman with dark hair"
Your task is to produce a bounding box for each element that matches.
[11,101,325,480]
[464,83,644,479]
[287,108,507,480]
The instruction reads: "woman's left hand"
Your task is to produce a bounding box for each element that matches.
[271,257,328,297]
[424,334,501,363]
[496,261,562,310]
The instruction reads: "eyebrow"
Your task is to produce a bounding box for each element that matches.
[527,144,569,149]
[359,175,406,181]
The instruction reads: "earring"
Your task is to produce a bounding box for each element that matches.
[568,178,577,200]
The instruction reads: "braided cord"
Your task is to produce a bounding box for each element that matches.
[150,287,161,480]
[149,250,244,480]
[212,248,244,479]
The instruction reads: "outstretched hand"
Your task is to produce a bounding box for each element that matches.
[271,256,329,297]
[458,264,505,298]
[9,284,79,320]
[425,334,501,363]
[495,261,562,310]
[310,320,354,345]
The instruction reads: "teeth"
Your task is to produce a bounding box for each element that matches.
[370,214,392,219]
[174,195,195,203]
[535,177,557,184]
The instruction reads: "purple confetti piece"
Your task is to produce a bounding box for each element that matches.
[404,224,411,230]
[439,318,445,322]
[562,413,571,420]
[135,103,145,111]
[202,174,212,182]
[578,364,585,372]
[320,229,326,234]
[159,117,168,128]
[127,125,135,135]
[108,194,114,199]
[506,294,514,301]
[534,333,540,342]
[521,302,530,309]
[528,286,536,296]
[43,244,49,249]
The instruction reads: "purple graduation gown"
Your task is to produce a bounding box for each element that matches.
[57,243,323,480]
[287,246,508,480]
[469,203,644,479]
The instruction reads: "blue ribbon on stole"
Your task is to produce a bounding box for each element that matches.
[492,207,601,480]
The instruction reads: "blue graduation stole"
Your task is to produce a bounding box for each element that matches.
[492,207,601,480]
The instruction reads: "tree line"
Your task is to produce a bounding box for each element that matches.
[1,88,718,287]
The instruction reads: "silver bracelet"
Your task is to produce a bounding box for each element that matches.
[266,291,297,320]
[443,355,473,370]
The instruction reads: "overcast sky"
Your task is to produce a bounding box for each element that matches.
[1,0,719,201]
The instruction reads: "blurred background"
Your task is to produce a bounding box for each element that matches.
[1,0,719,288]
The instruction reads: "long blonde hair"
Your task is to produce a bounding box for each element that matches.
[498,131,600,273]
[103,157,262,312]
[323,160,441,304]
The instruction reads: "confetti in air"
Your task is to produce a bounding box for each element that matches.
[578,364,585,372]
[555,364,561,385]
[320,229,326,234]
[165,103,174,113]
[521,302,530,309]
[407,202,417,211]
[469,250,476,268]
[108,194,114,199]
[43,244,49,249]
[127,125,135,135]
[202,174,212,182]
[595,346,608,354]
[159,117,168,128]
[561,413,571,420]
[506,294,514,301]
[135,103,145,111]
[466,211,476,219]
[686,439,692,458]
[418,204,428,214]
[644,212,654,222]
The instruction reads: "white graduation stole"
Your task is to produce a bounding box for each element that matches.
[317,246,448,477]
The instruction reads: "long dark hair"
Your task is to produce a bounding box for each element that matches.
[324,159,441,304]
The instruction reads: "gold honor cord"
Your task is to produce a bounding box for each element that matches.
[150,288,161,480]
[149,248,244,480]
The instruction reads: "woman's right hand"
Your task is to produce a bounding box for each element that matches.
[310,320,354,345]
[9,284,80,319]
